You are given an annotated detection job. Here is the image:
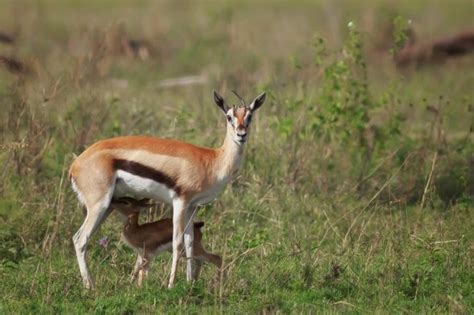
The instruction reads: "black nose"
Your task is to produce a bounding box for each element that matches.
[237,133,247,142]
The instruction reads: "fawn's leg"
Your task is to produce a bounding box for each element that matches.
[137,258,150,287]
[192,260,203,280]
[130,255,144,283]
[194,241,223,281]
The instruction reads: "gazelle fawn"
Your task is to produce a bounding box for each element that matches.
[112,197,222,287]
[69,90,266,288]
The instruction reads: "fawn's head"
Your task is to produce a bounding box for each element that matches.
[213,90,266,145]
[112,197,151,218]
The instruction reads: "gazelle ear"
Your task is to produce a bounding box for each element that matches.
[249,92,266,112]
[213,91,228,113]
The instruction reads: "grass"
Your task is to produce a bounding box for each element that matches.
[0,0,473,313]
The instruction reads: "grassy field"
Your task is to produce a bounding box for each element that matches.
[0,0,473,313]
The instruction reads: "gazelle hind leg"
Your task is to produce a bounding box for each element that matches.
[195,243,223,282]
[203,252,223,269]
[72,185,115,289]
[192,260,203,280]
[73,204,111,289]
[194,241,223,269]
[207,252,224,282]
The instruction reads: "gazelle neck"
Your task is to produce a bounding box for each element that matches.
[126,214,139,228]
[217,125,245,180]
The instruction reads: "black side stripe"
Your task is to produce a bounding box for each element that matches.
[113,159,181,195]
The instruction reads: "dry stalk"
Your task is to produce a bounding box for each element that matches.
[352,148,400,191]
[343,153,412,247]
[217,233,231,311]
[322,208,343,242]
[0,151,13,194]
[222,245,261,273]
[419,151,438,209]
[41,158,68,255]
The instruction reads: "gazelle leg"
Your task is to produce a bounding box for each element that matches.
[130,255,143,283]
[195,243,223,282]
[192,260,203,280]
[137,257,150,287]
[194,239,223,269]
[203,252,223,269]
[184,205,197,282]
[168,198,187,288]
[72,199,113,289]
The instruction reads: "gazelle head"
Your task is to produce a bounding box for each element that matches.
[213,90,266,145]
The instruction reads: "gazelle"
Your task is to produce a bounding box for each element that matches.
[111,197,222,287]
[69,90,266,289]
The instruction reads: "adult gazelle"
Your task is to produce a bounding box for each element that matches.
[69,91,266,289]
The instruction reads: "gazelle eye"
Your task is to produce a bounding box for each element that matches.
[226,115,232,122]
[245,114,252,126]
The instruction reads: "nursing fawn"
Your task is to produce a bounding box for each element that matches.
[112,197,222,287]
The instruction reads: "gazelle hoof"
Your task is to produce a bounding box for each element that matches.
[83,280,95,290]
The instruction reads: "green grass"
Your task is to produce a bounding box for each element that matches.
[1,0,473,313]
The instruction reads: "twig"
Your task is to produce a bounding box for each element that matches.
[410,234,431,247]
[322,208,343,242]
[352,148,400,191]
[29,261,42,295]
[158,74,207,88]
[0,151,13,193]
[432,239,460,245]
[343,153,412,247]
[42,158,67,255]
[222,245,261,272]
[333,300,356,308]
[420,151,438,209]
[230,210,282,225]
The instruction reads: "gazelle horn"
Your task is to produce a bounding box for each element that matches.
[231,90,246,107]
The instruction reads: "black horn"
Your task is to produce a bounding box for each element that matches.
[231,90,246,107]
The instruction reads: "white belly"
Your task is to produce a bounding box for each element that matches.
[113,170,176,204]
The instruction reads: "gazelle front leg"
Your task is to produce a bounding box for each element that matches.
[184,205,197,282]
[168,198,187,288]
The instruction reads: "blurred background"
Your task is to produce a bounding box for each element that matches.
[0,0,473,313]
